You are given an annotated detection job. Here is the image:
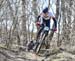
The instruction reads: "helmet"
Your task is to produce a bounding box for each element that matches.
[43,7,48,13]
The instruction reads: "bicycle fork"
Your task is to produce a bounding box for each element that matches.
[35,31,48,54]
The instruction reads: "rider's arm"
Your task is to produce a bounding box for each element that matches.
[50,16,57,32]
[36,13,43,22]
[36,13,43,27]
[49,12,57,29]
[52,17,57,29]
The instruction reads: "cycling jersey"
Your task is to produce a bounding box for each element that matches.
[40,12,55,29]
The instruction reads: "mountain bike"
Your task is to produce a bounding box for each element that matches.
[34,25,53,54]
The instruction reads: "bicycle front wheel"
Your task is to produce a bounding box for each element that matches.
[35,32,47,54]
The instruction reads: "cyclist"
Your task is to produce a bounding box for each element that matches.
[36,7,57,41]
[28,7,57,51]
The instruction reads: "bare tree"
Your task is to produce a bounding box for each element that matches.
[21,0,27,45]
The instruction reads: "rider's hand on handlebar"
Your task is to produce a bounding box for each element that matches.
[53,28,57,32]
[36,21,41,26]
[36,21,41,29]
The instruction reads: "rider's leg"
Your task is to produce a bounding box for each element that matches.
[42,31,50,49]
[43,24,50,49]
[43,22,50,41]
[45,31,51,49]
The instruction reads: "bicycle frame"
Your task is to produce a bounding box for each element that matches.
[34,24,54,54]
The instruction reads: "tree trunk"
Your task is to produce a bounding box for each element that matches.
[21,0,27,46]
